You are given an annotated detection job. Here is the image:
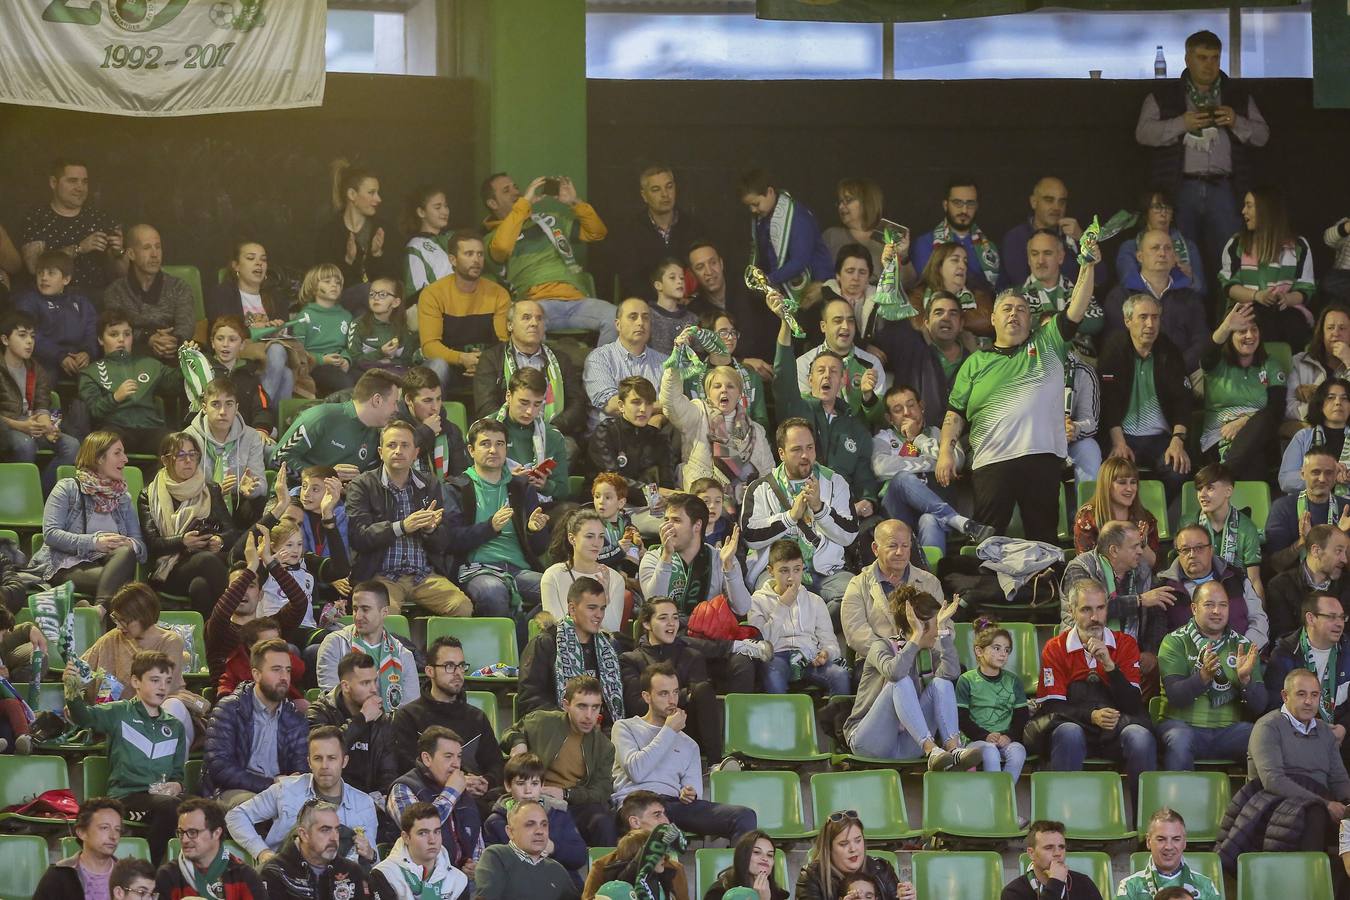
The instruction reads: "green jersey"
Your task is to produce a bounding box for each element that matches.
[1115,859,1221,900]
[78,349,181,429]
[1201,355,1284,451]
[484,199,587,297]
[955,668,1027,733]
[1198,506,1262,568]
[467,467,527,568]
[1121,355,1169,437]
[66,694,187,797]
[503,416,570,502]
[276,400,380,475]
[296,302,353,364]
[1157,622,1259,729]
[948,315,1074,469]
[347,315,417,368]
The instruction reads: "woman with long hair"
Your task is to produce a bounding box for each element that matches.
[204,240,298,407]
[1073,455,1161,567]
[541,508,628,634]
[29,430,144,608]
[1219,185,1315,347]
[401,184,453,296]
[704,830,789,900]
[1286,304,1350,425]
[316,158,396,312]
[821,178,915,290]
[907,242,992,340]
[795,812,910,900]
[1200,301,1286,481]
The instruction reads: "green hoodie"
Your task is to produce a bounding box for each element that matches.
[276,399,380,475]
[66,693,187,797]
[347,315,417,368]
[297,301,353,365]
[78,349,182,429]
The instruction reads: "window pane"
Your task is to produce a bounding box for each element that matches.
[892,10,1228,79]
[1240,4,1312,78]
[586,13,882,79]
[327,9,406,74]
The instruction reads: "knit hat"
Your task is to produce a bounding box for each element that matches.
[595,881,636,900]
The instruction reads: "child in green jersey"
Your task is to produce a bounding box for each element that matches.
[78,311,184,455]
[955,620,1029,783]
[296,263,355,396]
[348,275,417,374]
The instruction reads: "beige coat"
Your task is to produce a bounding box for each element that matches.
[660,365,774,494]
[840,561,945,658]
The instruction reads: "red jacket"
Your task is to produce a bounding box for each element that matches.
[155,854,267,900]
[218,645,306,700]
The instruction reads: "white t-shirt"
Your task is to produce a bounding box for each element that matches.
[1311,645,1332,682]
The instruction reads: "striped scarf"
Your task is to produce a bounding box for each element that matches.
[503,344,565,424]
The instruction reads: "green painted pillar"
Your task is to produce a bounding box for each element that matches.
[453,0,588,197]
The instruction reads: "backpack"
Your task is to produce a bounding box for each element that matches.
[686,594,760,642]
[3,788,79,825]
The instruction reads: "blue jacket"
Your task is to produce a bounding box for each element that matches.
[202,681,310,796]
[482,800,588,874]
[1265,630,1350,725]
[13,288,99,369]
[1116,228,1206,296]
[224,772,380,861]
[31,477,146,581]
[752,194,833,290]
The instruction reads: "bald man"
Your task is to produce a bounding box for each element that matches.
[582,297,668,429]
[840,519,945,657]
[1102,228,1210,372]
[998,177,1083,290]
[103,224,196,361]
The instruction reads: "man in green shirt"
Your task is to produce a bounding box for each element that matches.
[1194,462,1264,600]
[1115,808,1221,900]
[275,368,403,485]
[495,366,569,504]
[1156,580,1265,769]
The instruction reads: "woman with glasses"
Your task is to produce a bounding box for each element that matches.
[794,811,911,900]
[1280,377,1350,495]
[137,431,243,619]
[1115,188,1206,294]
[704,829,789,900]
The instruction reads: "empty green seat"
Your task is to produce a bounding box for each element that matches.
[1135,770,1230,843]
[1018,851,1112,897]
[159,609,209,676]
[912,850,1004,900]
[708,770,817,841]
[0,463,43,530]
[0,834,50,899]
[923,771,1025,841]
[466,690,500,731]
[0,756,72,829]
[1030,772,1136,842]
[953,620,1041,694]
[694,846,790,898]
[60,835,150,860]
[444,400,468,434]
[163,264,205,323]
[809,769,920,841]
[722,692,829,765]
[1237,851,1333,900]
[425,617,518,684]
[1128,852,1223,892]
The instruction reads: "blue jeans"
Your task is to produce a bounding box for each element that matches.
[1157,718,1252,770]
[463,566,544,645]
[849,676,964,759]
[663,797,757,843]
[535,298,618,345]
[1175,177,1242,291]
[979,740,1029,784]
[1067,438,1102,485]
[262,342,294,404]
[0,424,79,491]
[882,472,960,554]
[1124,432,1188,501]
[1048,721,1157,791]
[763,650,850,696]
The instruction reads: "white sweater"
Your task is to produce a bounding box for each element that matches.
[748,585,840,660]
[540,562,626,633]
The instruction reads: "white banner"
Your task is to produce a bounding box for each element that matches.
[0,0,326,117]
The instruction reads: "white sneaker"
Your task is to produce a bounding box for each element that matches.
[733,639,773,661]
[709,756,742,774]
[927,746,956,771]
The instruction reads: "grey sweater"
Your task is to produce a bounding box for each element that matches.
[1249,707,1350,804]
[844,632,959,747]
[610,715,701,803]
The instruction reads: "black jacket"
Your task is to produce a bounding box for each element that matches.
[390,692,504,789]
[473,341,587,437]
[305,686,399,795]
[1000,871,1104,900]
[32,857,85,900]
[136,481,245,576]
[443,471,549,576]
[344,467,454,582]
[396,398,470,481]
[619,637,712,716]
[260,840,374,900]
[795,856,901,900]
[586,416,676,498]
[518,623,620,723]
[205,354,276,432]
[1265,566,1350,645]
[1098,331,1194,436]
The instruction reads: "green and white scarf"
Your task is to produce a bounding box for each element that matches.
[930,219,1000,288]
[503,344,565,425]
[178,341,215,413]
[178,844,232,900]
[922,284,977,312]
[1020,274,1073,315]
[1184,72,1221,136]
[873,227,918,322]
[554,615,624,720]
[1199,506,1242,567]
[1140,859,1209,898]
[635,824,687,900]
[1179,619,1248,707]
[1312,425,1350,498]
[749,190,811,298]
[772,462,835,584]
[1297,490,1341,527]
[353,628,407,711]
[1300,628,1339,722]
[494,404,547,473]
[666,546,710,616]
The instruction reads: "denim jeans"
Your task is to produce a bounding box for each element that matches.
[1067,438,1103,486]
[850,676,962,759]
[1048,721,1157,792]
[464,566,544,645]
[1157,718,1252,770]
[0,424,79,491]
[262,342,295,404]
[979,740,1029,784]
[663,797,757,843]
[762,650,850,696]
[535,298,618,344]
[1175,176,1242,287]
[1124,432,1189,502]
[882,473,961,553]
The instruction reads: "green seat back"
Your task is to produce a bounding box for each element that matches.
[159,610,208,675]
[337,614,411,641]
[425,616,518,672]
[912,850,1004,900]
[444,401,468,435]
[809,769,917,840]
[60,835,150,860]
[569,474,586,501]
[1136,771,1231,843]
[465,690,499,731]
[952,621,1040,695]
[922,771,1025,840]
[58,464,143,501]
[1181,480,1271,537]
[1018,851,1112,897]
[305,687,323,701]
[0,755,70,810]
[588,845,614,867]
[722,692,827,763]
[163,264,205,323]
[278,397,321,438]
[185,758,203,796]
[1263,341,1293,377]
[0,463,43,529]
[1237,851,1333,900]
[1030,772,1136,841]
[0,834,50,899]
[868,848,900,871]
[922,545,943,570]
[81,755,110,802]
[694,847,790,899]
[708,770,816,840]
[1129,852,1223,892]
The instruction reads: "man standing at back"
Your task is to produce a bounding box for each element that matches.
[608,165,704,300]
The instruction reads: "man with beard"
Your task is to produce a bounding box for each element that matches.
[306,653,401,799]
[19,157,127,298]
[418,231,510,393]
[998,177,1085,290]
[687,240,776,370]
[871,292,969,431]
[1267,525,1350,640]
[260,800,375,899]
[473,299,587,440]
[391,635,502,795]
[155,798,267,899]
[911,176,999,293]
[795,298,887,418]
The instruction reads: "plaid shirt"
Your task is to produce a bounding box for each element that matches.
[381,468,431,579]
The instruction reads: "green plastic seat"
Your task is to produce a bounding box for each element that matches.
[809,769,920,841]
[58,463,143,501]
[0,834,50,899]
[0,463,43,530]
[1018,851,1112,897]
[185,758,204,796]
[723,692,829,765]
[60,835,150,860]
[1129,851,1223,892]
[163,264,205,324]
[159,609,209,676]
[1030,771,1137,842]
[1263,341,1293,377]
[16,605,102,671]
[952,621,1040,695]
[0,756,72,829]
[305,687,323,701]
[588,845,614,867]
[278,398,320,437]
[694,846,790,898]
[465,690,500,731]
[1180,480,1271,537]
[337,614,411,640]
[912,850,1004,900]
[569,474,586,500]
[444,400,468,434]
[1135,770,1231,843]
[425,617,518,685]
[708,770,817,840]
[1237,851,1333,900]
[922,771,1026,841]
[922,545,943,570]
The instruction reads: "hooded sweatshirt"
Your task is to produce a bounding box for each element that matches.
[186,409,268,502]
[370,836,468,900]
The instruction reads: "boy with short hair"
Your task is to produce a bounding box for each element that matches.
[78,311,183,454]
[587,375,676,514]
[399,364,470,480]
[14,248,99,379]
[748,540,850,696]
[690,477,732,545]
[1193,463,1264,598]
[648,258,697,355]
[0,309,79,489]
[64,650,187,864]
[497,366,570,504]
[185,376,268,509]
[591,472,642,575]
[481,752,587,879]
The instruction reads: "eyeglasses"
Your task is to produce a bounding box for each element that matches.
[432,662,469,673]
[1313,612,1350,623]
[124,889,158,900]
[175,827,207,839]
[172,451,202,461]
[1175,543,1212,555]
[1148,202,1174,211]
[716,328,739,340]
[827,809,861,823]
[947,199,978,209]
[370,290,398,300]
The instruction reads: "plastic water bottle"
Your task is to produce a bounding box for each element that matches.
[1154,46,1167,78]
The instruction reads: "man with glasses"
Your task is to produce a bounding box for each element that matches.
[34,797,125,899]
[154,798,266,899]
[912,176,998,293]
[260,799,375,899]
[1267,525,1350,641]
[391,635,502,796]
[110,859,160,900]
[1266,593,1350,767]
[1155,581,1267,770]
[307,652,400,800]
[1158,523,1269,650]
